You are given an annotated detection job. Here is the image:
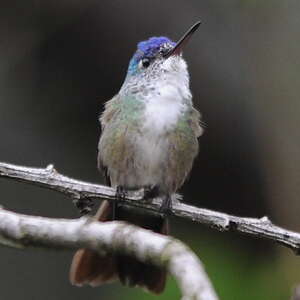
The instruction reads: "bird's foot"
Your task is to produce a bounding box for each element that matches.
[73,197,94,216]
[143,185,160,200]
[159,195,172,216]
[116,185,127,200]
[113,186,127,220]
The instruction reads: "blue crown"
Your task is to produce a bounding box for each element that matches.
[137,36,175,58]
[127,36,175,76]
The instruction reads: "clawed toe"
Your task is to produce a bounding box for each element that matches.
[159,195,172,216]
[143,185,160,200]
[73,198,94,216]
[116,186,127,200]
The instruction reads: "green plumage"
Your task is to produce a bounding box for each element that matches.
[98,94,202,193]
[70,22,203,294]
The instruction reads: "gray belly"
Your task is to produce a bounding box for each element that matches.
[99,109,198,195]
[109,132,170,192]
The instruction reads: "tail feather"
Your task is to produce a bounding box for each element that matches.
[69,200,117,286]
[69,200,168,294]
[70,248,117,286]
[117,254,166,293]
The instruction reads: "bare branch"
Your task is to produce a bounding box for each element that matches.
[0,208,218,300]
[0,161,300,253]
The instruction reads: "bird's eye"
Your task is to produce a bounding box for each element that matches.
[141,58,150,68]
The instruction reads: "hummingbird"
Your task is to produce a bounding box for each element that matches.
[69,21,203,294]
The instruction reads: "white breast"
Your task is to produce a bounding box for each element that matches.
[131,57,191,186]
[143,87,185,132]
[139,88,184,171]
[143,56,191,133]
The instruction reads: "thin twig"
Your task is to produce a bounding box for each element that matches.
[0,161,300,253]
[0,208,218,300]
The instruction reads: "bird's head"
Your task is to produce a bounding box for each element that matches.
[121,22,201,97]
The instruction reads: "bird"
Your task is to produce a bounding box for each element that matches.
[69,21,203,294]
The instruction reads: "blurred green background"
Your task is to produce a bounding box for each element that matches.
[0,0,300,299]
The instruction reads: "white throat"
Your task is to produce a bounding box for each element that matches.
[143,56,191,133]
[129,56,192,188]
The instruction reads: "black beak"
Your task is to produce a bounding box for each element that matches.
[164,21,201,58]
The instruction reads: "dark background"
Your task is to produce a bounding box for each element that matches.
[0,0,299,299]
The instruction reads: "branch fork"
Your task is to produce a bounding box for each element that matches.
[1,161,300,299]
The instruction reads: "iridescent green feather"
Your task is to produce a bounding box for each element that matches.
[98,95,145,183]
[164,108,201,191]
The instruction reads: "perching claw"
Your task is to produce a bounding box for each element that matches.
[159,195,172,216]
[114,186,127,220]
[143,185,160,200]
[73,197,94,216]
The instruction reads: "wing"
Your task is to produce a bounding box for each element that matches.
[99,94,122,131]
[165,107,203,192]
[97,95,122,186]
[189,107,204,138]
[98,94,146,188]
